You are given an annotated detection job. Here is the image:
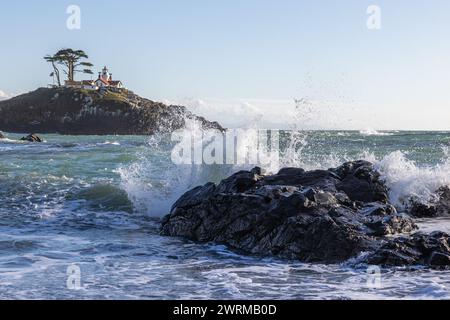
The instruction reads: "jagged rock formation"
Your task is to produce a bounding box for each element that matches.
[161,161,450,268]
[408,187,450,218]
[20,133,43,143]
[367,231,450,268]
[0,87,223,135]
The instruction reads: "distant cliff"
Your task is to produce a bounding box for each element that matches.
[0,87,223,135]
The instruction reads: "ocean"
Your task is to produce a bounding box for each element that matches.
[1,129,450,299]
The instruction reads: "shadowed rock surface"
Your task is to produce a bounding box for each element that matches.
[0,131,4,139]
[0,87,223,135]
[20,133,43,143]
[160,161,450,267]
[368,232,450,268]
[408,187,450,218]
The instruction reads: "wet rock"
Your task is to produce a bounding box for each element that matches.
[161,161,418,264]
[332,160,389,203]
[408,187,450,218]
[429,252,450,267]
[214,167,263,194]
[367,231,450,268]
[0,131,5,139]
[20,133,43,143]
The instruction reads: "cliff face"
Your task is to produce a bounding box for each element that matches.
[0,87,223,135]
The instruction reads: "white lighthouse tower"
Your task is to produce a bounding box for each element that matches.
[100,66,112,82]
[93,66,124,89]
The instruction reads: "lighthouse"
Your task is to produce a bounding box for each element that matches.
[63,65,124,90]
[100,66,112,82]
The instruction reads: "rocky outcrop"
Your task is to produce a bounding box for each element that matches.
[368,232,450,268]
[0,87,223,135]
[0,131,5,139]
[20,133,43,143]
[408,187,450,218]
[160,161,450,266]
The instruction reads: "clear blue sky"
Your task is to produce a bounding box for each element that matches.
[1,0,449,129]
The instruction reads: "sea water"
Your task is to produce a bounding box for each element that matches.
[1,130,450,299]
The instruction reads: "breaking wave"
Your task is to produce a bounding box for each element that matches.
[118,121,450,217]
[373,150,450,209]
[359,128,394,136]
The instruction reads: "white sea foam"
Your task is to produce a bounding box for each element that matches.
[359,128,393,136]
[373,150,450,209]
[100,141,121,146]
[117,119,236,216]
[0,138,25,144]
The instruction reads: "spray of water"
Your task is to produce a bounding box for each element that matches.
[373,150,450,209]
[118,112,450,216]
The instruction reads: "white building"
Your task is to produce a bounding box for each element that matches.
[65,80,98,90]
[65,66,124,90]
[94,66,124,89]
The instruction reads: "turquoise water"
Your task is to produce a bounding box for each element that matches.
[1,131,450,299]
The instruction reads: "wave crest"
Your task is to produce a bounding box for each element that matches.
[118,125,450,216]
[374,150,450,209]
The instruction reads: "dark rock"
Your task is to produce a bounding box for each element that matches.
[214,167,263,194]
[364,214,416,237]
[332,160,389,203]
[429,252,450,267]
[261,169,341,193]
[161,161,418,264]
[408,187,450,218]
[0,131,4,139]
[367,231,450,268]
[408,202,437,218]
[277,167,306,176]
[20,133,43,143]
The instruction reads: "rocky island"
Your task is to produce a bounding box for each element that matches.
[0,49,222,135]
[161,161,450,268]
[0,87,223,135]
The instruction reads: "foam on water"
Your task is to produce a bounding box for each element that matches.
[373,150,450,209]
[359,128,393,136]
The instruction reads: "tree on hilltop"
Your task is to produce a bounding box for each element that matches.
[44,49,94,85]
